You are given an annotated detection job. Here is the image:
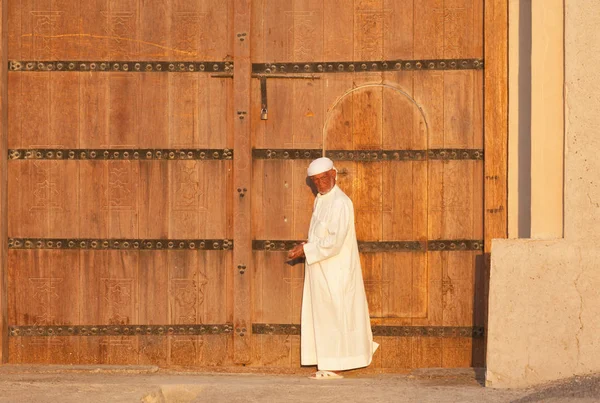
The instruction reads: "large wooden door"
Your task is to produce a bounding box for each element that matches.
[4,0,488,370]
[6,0,236,365]
[250,0,485,370]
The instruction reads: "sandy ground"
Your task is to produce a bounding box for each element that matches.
[0,366,598,403]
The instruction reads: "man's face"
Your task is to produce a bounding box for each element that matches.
[310,169,336,194]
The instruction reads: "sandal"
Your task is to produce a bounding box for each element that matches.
[308,370,344,380]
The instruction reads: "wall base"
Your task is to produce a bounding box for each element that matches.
[486,239,600,388]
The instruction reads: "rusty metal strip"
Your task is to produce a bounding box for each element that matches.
[8,149,233,161]
[252,324,484,338]
[8,238,233,250]
[253,240,482,252]
[428,240,483,251]
[252,149,323,160]
[359,241,424,252]
[9,324,234,337]
[328,149,484,161]
[252,149,482,161]
[9,60,233,73]
[252,59,483,74]
[328,150,426,161]
[428,149,484,160]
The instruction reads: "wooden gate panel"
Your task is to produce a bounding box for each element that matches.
[138,251,169,366]
[250,0,484,370]
[8,161,79,238]
[7,0,235,366]
[8,250,80,364]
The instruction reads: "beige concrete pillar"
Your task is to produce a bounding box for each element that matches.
[529,0,564,239]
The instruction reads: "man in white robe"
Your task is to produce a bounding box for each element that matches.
[287,157,378,380]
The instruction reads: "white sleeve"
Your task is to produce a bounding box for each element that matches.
[303,200,350,265]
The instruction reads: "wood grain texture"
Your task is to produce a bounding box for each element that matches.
[0,0,7,363]
[4,0,492,370]
[233,0,252,364]
[6,0,236,366]
[484,0,508,252]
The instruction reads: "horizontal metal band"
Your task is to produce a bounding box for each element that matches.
[9,60,233,73]
[9,324,233,337]
[328,149,483,161]
[9,149,233,161]
[252,149,483,161]
[253,59,483,74]
[428,240,483,251]
[253,324,484,338]
[9,238,233,250]
[253,240,482,252]
[253,149,323,160]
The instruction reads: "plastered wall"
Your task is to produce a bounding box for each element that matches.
[486,0,600,388]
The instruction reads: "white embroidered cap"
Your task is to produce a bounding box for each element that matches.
[307,157,335,177]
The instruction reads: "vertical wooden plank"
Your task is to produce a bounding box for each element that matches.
[80,0,109,60]
[80,74,109,149]
[250,0,265,62]
[79,250,107,364]
[139,0,170,60]
[7,0,20,60]
[204,161,230,239]
[20,74,49,148]
[139,161,168,239]
[414,0,444,59]
[382,76,415,150]
[200,78,229,149]
[9,250,45,363]
[168,250,197,367]
[323,0,353,61]
[169,160,200,239]
[264,0,291,62]
[107,0,139,61]
[169,74,199,148]
[6,73,20,149]
[354,0,383,60]
[323,75,354,150]
[0,0,7,362]
[414,72,444,148]
[139,74,168,148]
[49,73,79,148]
[80,250,139,365]
[79,161,109,238]
[108,75,139,148]
[106,161,139,239]
[444,0,473,59]
[44,250,80,364]
[484,0,508,252]
[383,0,413,59]
[204,0,232,60]
[50,0,80,59]
[444,71,474,148]
[233,0,252,364]
[105,250,139,365]
[138,251,168,366]
[290,0,323,149]
[199,251,233,366]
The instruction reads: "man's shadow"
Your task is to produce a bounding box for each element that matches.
[286,177,318,267]
[306,176,318,196]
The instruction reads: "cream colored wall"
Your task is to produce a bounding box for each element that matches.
[508,0,563,239]
[487,0,600,388]
[529,0,564,239]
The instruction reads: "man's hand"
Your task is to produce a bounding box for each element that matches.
[287,242,306,260]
